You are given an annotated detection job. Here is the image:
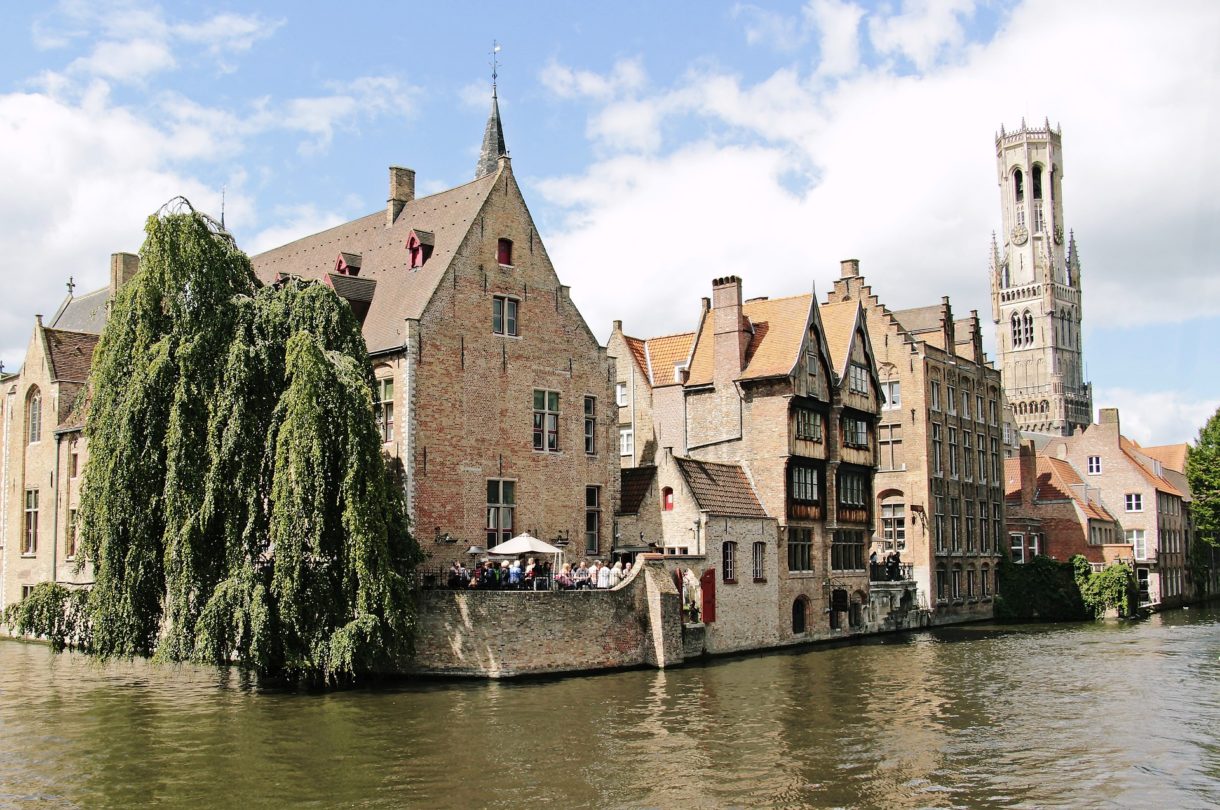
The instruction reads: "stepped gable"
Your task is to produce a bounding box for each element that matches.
[685,294,812,386]
[618,466,657,515]
[50,287,109,335]
[674,456,767,517]
[43,329,98,383]
[251,171,501,354]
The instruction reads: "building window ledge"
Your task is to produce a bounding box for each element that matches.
[723,578,738,585]
[753,577,767,584]
[20,553,37,559]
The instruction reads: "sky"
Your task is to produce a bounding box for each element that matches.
[1,0,1217,446]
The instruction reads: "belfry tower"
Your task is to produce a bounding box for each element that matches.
[990,119,1092,435]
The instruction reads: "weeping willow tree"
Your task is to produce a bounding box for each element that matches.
[64,200,419,682]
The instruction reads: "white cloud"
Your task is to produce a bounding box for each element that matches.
[245,205,349,256]
[868,0,977,71]
[732,4,810,52]
[539,0,1220,364]
[173,12,283,58]
[1094,388,1219,447]
[68,37,176,82]
[809,0,866,78]
[281,76,416,154]
[540,57,647,100]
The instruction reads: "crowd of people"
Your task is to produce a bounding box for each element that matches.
[443,558,632,591]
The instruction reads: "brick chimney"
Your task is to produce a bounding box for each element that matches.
[1099,408,1119,434]
[712,276,748,385]
[387,166,415,226]
[1017,440,1038,505]
[840,258,860,278]
[109,252,139,296]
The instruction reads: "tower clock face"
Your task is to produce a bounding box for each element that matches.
[1011,225,1028,245]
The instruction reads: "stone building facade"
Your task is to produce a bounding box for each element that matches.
[830,260,1006,624]
[250,98,619,564]
[1042,409,1188,608]
[0,253,135,607]
[989,121,1092,436]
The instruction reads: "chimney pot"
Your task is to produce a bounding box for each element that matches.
[1099,408,1119,430]
[612,320,622,332]
[840,259,860,278]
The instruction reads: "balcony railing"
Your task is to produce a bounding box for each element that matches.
[870,562,914,582]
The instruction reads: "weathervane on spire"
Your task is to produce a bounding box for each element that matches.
[490,40,501,94]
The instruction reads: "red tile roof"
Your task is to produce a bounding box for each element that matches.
[1138,443,1188,474]
[645,331,694,385]
[1119,436,1184,497]
[685,294,813,386]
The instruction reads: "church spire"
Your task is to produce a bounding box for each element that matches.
[475,41,507,179]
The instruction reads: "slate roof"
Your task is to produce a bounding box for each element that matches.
[325,273,377,303]
[891,304,943,335]
[618,466,657,515]
[50,287,110,335]
[251,170,501,354]
[686,294,811,386]
[44,329,99,383]
[673,457,767,517]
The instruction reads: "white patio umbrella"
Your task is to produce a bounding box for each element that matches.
[487,532,564,588]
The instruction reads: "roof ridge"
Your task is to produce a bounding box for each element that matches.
[644,329,696,341]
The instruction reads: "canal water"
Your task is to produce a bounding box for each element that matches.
[1,606,1217,809]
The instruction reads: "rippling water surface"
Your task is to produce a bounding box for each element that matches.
[1,606,1218,808]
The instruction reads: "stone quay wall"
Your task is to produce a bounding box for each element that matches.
[408,558,683,678]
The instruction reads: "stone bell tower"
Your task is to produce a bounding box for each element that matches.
[989,119,1092,436]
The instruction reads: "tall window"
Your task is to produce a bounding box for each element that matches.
[931,423,943,476]
[961,391,971,421]
[991,438,1001,482]
[947,385,957,414]
[70,452,80,479]
[881,499,905,551]
[934,496,946,552]
[486,480,515,546]
[981,565,991,596]
[23,489,39,555]
[615,382,627,406]
[375,377,394,443]
[788,528,813,572]
[26,387,41,444]
[831,530,865,571]
[752,541,766,581]
[1128,529,1147,560]
[1009,534,1025,563]
[533,390,560,452]
[952,565,963,599]
[492,296,518,336]
[977,439,987,484]
[950,497,961,551]
[1022,312,1034,346]
[962,431,973,479]
[585,486,601,554]
[993,504,1002,551]
[965,500,976,552]
[988,399,998,424]
[1125,493,1143,512]
[979,501,990,552]
[948,427,959,478]
[805,328,818,386]
[882,381,900,409]
[848,364,869,394]
[583,396,597,454]
[837,470,867,509]
[796,408,823,442]
[976,395,985,423]
[936,567,948,601]
[497,237,513,266]
[878,424,902,470]
[619,427,633,457]
[930,380,942,411]
[843,416,868,447]
[723,541,737,582]
[662,487,674,511]
[967,568,977,598]
[1011,313,1022,347]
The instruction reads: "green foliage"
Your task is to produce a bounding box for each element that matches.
[2,583,91,652]
[994,554,1089,622]
[1072,555,1136,618]
[60,202,420,683]
[1187,405,1220,548]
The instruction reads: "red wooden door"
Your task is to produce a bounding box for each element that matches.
[700,568,716,623]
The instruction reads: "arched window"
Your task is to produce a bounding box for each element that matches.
[1014,168,1024,202]
[1032,165,1043,200]
[26,387,41,444]
[1040,400,1049,414]
[662,487,674,511]
[981,564,992,596]
[1011,313,1021,346]
[1022,312,1034,345]
[792,597,807,634]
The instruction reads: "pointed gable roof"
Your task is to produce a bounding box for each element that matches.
[685,294,816,387]
[645,331,695,386]
[251,170,501,354]
[819,299,863,378]
[1119,436,1184,497]
[43,328,99,383]
[50,287,110,335]
[674,456,767,517]
[476,89,507,179]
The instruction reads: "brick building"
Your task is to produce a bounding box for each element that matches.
[1003,442,1127,568]
[610,274,897,651]
[830,260,1006,624]
[1041,409,1189,608]
[250,91,619,563]
[0,253,135,607]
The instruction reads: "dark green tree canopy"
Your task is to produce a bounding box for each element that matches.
[1187,406,1220,549]
[13,202,419,683]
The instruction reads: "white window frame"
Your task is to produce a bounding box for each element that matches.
[615,382,627,407]
[1087,456,1101,475]
[882,380,900,410]
[619,427,634,457]
[1125,493,1143,513]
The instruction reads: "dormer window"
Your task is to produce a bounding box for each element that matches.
[406,230,434,269]
[334,252,361,276]
[497,238,513,267]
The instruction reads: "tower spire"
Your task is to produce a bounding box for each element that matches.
[475,41,507,179]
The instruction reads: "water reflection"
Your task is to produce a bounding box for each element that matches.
[1,607,1218,808]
